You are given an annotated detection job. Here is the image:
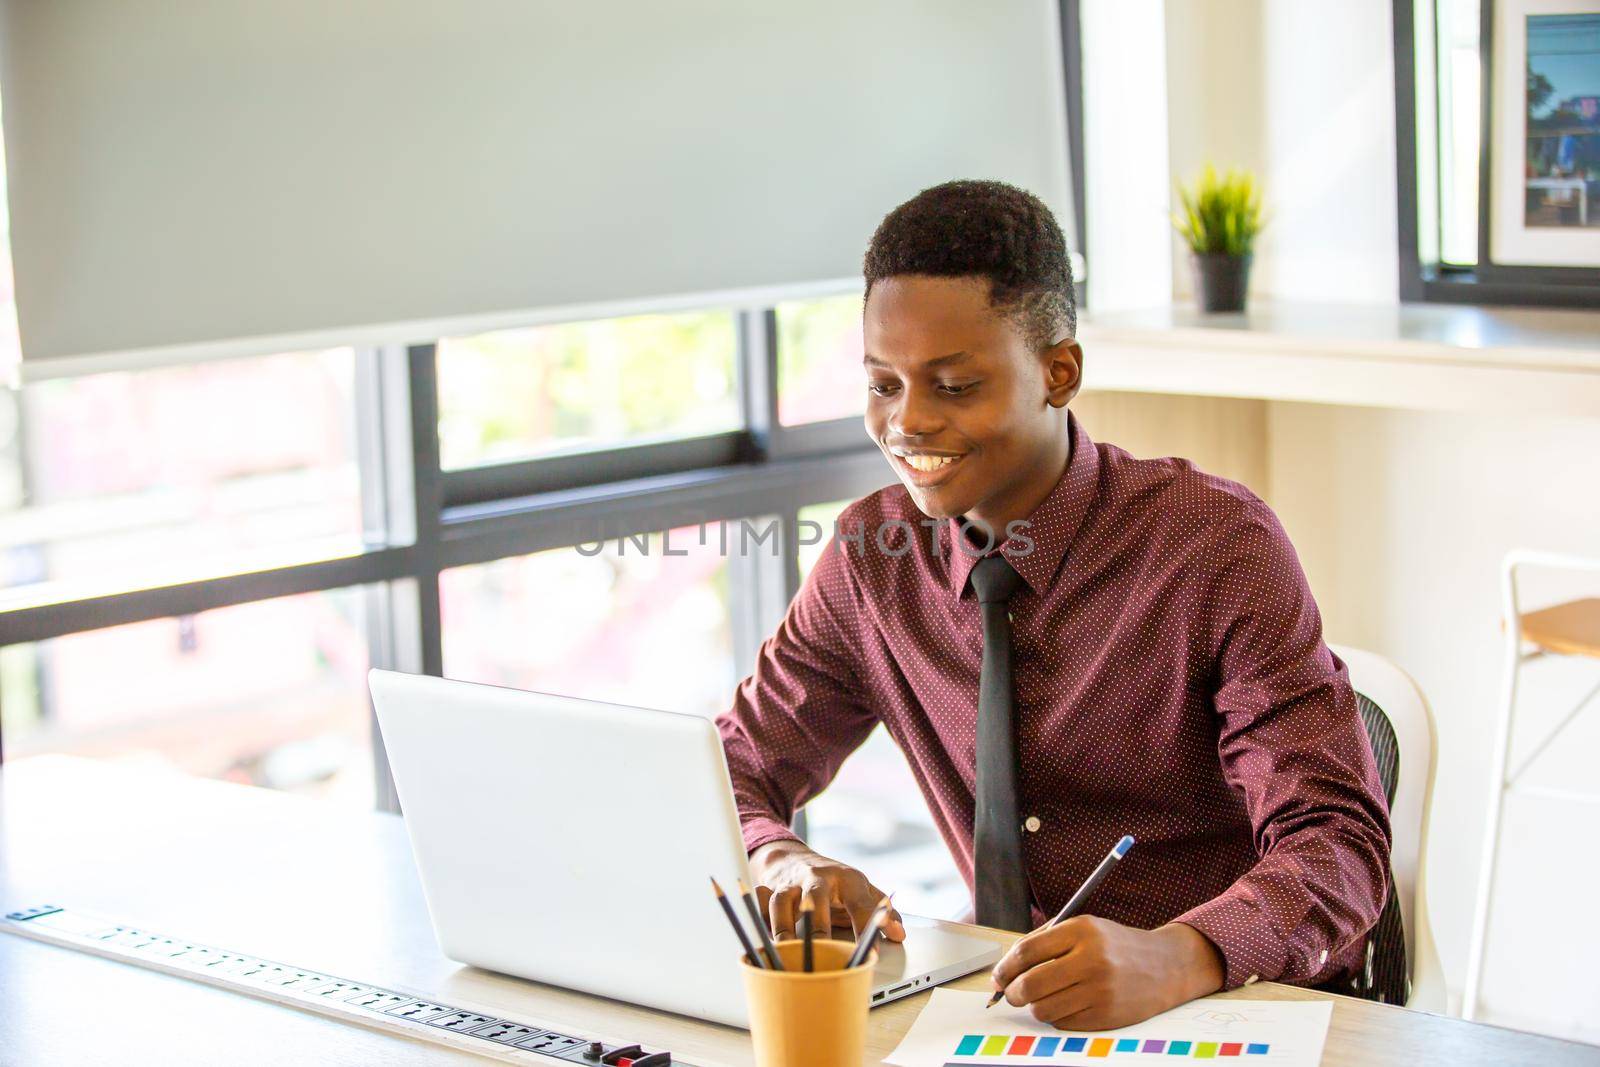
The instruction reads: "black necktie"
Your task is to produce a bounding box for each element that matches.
[969,553,1031,932]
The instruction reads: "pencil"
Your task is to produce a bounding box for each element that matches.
[846,894,893,969]
[986,834,1135,1008]
[799,896,815,973]
[737,878,784,971]
[710,876,764,969]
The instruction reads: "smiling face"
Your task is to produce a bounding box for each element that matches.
[863,275,1083,535]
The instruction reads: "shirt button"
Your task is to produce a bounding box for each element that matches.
[1319,949,1329,966]
[1244,974,1259,986]
[1023,816,1041,832]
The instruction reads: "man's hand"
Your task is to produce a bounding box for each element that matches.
[990,918,1224,1030]
[748,839,907,943]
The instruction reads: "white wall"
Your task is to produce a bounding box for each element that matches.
[1163,0,1398,304]
[1109,0,1600,1035]
[1163,0,1267,301]
[1269,404,1600,1037]
[1254,2,1400,303]
[1082,0,1173,312]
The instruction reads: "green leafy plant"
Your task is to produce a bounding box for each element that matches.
[1173,165,1265,257]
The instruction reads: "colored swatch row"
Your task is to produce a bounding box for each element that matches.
[953,1035,1270,1058]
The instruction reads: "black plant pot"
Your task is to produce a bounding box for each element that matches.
[1191,252,1253,313]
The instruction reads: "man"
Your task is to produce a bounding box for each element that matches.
[715,180,1390,1030]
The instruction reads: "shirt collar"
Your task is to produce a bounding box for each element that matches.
[947,410,1101,602]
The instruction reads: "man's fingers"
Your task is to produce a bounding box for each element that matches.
[1003,952,1087,1009]
[838,878,887,940]
[802,881,834,941]
[833,873,907,943]
[748,855,901,947]
[768,886,799,940]
[1025,982,1097,1030]
[991,919,1082,990]
[753,886,775,934]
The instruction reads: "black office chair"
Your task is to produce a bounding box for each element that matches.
[1347,693,1409,1004]
[1322,644,1446,1011]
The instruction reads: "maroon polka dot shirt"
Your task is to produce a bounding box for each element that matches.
[716,411,1392,991]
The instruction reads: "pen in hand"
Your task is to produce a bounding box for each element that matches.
[987,834,1135,1009]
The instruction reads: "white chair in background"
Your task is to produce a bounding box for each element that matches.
[1462,550,1600,1021]
[1329,643,1447,1013]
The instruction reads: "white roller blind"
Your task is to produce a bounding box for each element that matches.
[0,1,1073,376]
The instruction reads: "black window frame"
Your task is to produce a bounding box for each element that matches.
[1394,0,1600,307]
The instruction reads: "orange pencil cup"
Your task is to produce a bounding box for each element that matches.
[740,939,878,1067]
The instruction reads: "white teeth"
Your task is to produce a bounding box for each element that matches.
[903,454,955,472]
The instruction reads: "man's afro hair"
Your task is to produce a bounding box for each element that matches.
[862,179,1075,349]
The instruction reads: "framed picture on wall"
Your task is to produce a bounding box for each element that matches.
[1489,0,1600,267]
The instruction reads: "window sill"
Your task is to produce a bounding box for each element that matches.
[1076,300,1600,417]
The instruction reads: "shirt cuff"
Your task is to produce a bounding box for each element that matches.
[740,815,802,857]
[1173,893,1291,991]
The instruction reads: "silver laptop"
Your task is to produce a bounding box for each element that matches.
[368,669,1002,1028]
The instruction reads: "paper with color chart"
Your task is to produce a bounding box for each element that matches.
[886,990,1332,1066]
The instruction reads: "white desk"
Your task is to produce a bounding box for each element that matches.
[2,757,1597,1066]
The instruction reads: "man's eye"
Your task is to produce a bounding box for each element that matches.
[938,381,977,396]
[868,383,900,397]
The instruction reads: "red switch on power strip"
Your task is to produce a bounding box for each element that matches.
[600,1048,670,1067]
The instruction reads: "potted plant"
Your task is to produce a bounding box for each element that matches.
[1173,165,1265,313]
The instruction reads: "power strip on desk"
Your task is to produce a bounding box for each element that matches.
[2,904,693,1066]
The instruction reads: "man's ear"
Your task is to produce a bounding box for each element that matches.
[1044,339,1083,408]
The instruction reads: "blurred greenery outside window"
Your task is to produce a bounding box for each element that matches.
[436,311,739,469]
[776,292,866,425]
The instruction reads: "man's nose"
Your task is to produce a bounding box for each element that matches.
[888,387,944,439]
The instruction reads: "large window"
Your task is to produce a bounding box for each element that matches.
[0,15,1086,824]
[0,330,892,806]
